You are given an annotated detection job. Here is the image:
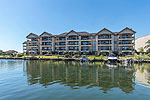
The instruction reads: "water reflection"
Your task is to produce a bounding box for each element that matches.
[134,63,150,88]
[25,61,136,93]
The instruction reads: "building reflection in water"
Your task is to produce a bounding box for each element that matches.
[25,61,136,93]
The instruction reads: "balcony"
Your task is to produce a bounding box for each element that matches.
[41,42,52,46]
[68,41,79,45]
[41,39,52,41]
[81,43,91,46]
[81,37,90,41]
[119,36,134,40]
[98,42,112,46]
[67,37,79,40]
[68,46,79,51]
[56,38,66,41]
[81,42,91,45]
[68,44,79,45]
[98,36,112,40]
[68,49,79,51]
[119,43,134,46]
[81,47,89,51]
[28,44,37,47]
[27,40,37,43]
[98,46,112,51]
[42,49,52,51]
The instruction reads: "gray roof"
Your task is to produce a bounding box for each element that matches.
[77,32,90,36]
[39,32,52,37]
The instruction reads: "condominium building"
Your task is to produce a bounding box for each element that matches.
[23,27,136,56]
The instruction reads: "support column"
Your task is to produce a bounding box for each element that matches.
[96,35,98,51]
[66,37,68,51]
[79,36,81,51]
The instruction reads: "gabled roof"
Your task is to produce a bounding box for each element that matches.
[26,33,38,38]
[56,32,68,37]
[77,32,90,36]
[96,28,114,35]
[59,32,68,36]
[119,27,136,34]
[39,32,52,37]
[66,30,79,36]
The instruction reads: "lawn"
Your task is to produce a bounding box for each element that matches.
[0,55,64,59]
[35,55,64,58]
[87,56,108,60]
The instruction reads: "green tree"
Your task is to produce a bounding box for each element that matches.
[138,47,144,54]
[0,50,3,55]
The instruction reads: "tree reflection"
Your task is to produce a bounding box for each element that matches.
[25,61,136,93]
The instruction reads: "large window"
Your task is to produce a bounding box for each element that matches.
[114,41,117,44]
[42,37,52,41]
[68,41,79,45]
[93,46,96,51]
[114,46,117,50]
[93,41,96,45]
[81,47,89,50]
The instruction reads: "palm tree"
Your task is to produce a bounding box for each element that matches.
[145,40,150,53]
[138,47,144,54]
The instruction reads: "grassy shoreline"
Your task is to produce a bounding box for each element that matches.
[1,54,150,60]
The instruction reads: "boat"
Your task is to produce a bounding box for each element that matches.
[107,56,118,62]
[80,56,87,62]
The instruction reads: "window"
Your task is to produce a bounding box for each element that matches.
[93,36,96,39]
[114,46,117,50]
[93,46,96,51]
[114,41,117,44]
[98,46,103,50]
[93,41,96,45]
[82,47,88,50]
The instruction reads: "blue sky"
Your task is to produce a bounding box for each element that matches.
[0,0,150,52]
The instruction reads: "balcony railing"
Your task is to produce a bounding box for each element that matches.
[27,40,38,42]
[81,38,89,40]
[98,36,112,39]
[119,36,134,39]
[98,43,112,45]
[57,38,66,41]
[59,44,66,45]
[99,49,112,50]
[28,44,37,46]
[81,43,91,45]
[42,39,52,41]
[121,48,132,50]
[67,37,79,40]
[41,44,52,46]
[68,44,79,45]
[42,49,52,51]
[68,49,79,50]
[119,43,134,44]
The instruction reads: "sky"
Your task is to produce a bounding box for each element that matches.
[0,0,150,52]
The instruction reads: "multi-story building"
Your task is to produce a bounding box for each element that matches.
[23,27,136,56]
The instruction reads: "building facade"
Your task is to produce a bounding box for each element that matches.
[23,27,136,56]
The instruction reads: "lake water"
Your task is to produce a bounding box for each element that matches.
[0,59,150,100]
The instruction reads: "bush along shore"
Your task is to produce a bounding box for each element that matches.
[1,54,150,63]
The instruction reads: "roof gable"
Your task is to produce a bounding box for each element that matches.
[26,33,38,38]
[66,30,79,36]
[40,32,52,37]
[78,32,90,36]
[119,27,136,34]
[96,28,113,35]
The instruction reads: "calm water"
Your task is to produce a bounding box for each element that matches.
[0,60,150,100]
